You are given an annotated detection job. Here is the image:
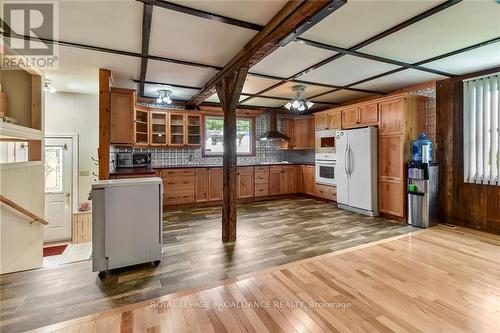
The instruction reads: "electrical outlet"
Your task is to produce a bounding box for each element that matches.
[79,170,90,176]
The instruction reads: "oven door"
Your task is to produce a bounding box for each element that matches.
[316,161,337,186]
[315,130,336,153]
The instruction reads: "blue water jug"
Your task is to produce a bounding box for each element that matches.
[412,132,433,162]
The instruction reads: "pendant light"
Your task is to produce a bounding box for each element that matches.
[284,85,313,113]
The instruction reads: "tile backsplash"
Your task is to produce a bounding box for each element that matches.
[110,112,314,171]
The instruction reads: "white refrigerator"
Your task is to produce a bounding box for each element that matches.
[336,127,378,216]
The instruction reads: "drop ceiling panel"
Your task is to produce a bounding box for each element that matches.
[143,84,198,101]
[359,1,500,63]
[55,46,140,85]
[352,69,447,93]
[300,55,400,87]
[150,8,256,67]
[241,97,286,108]
[206,94,248,104]
[242,76,281,95]
[251,42,336,78]
[169,0,287,25]
[54,1,142,53]
[262,82,332,99]
[311,90,374,104]
[146,60,218,87]
[425,42,500,75]
[302,0,442,49]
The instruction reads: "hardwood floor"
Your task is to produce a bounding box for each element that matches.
[24,226,500,333]
[1,198,417,332]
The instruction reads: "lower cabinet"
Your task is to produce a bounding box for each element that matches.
[237,167,254,198]
[301,165,315,195]
[282,166,296,194]
[162,169,195,205]
[314,183,337,201]
[254,166,269,197]
[379,180,405,217]
[208,168,223,201]
[195,168,209,202]
[159,164,336,207]
[269,166,282,195]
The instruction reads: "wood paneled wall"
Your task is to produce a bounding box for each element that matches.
[436,67,500,235]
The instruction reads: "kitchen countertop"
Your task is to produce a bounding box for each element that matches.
[109,167,156,176]
[110,162,315,176]
[152,162,315,169]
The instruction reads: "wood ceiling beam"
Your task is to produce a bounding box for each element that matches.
[187,0,345,106]
[139,3,153,97]
[137,0,263,31]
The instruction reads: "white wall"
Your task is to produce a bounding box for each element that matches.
[45,92,99,209]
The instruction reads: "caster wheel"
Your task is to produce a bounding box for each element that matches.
[154,260,161,266]
[98,271,107,279]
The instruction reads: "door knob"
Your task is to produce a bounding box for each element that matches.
[65,193,71,197]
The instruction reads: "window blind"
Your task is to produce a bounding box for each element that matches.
[463,73,499,185]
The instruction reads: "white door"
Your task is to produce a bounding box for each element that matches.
[347,128,373,210]
[44,138,72,242]
[335,130,349,205]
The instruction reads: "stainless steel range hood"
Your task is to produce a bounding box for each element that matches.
[258,111,289,142]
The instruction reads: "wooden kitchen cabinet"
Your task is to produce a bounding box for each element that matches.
[269,166,282,195]
[161,169,195,205]
[315,114,328,130]
[208,168,223,201]
[379,99,404,135]
[150,111,168,146]
[301,165,315,195]
[308,118,315,148]
[237,166,254,198]
[359,103,378,124]
[316,110,341,130]
[314,183,337,201]
[293,118,308,149]
[195,168,209,202]
[110,88,135,144]
[327,111,342,129]
[379,135,404,181]
[169,113,186,146]
[134,107,149,145]
[379,180,405,217]
[254,166,269,197]
[378,96,425,219]
[186,114,201,146]
[282,166,296,194]
[342,107,360,128]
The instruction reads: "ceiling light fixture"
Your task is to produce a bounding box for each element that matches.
[44,81,56,93]
[156,89,172,104]
[284,85,313,114]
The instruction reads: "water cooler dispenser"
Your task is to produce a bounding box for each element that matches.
[407,162,439,228]
[407,135,438,228]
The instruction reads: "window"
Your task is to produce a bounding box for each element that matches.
[45,146,63,192]
[0,141,29,164]
[204,116,254,156]
[463,73,499,185]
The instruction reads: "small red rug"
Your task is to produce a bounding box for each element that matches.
[43,245,68,257]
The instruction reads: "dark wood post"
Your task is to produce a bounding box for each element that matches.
[216,66,248,242]
[98,68,111,180]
